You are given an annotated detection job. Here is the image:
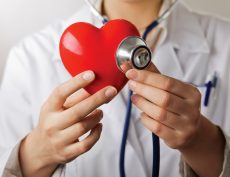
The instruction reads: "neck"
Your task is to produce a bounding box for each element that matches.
[103,0,163,30]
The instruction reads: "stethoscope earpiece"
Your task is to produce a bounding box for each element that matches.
[116,36,152,73]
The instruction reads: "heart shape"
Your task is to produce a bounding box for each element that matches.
[59,19,140,94]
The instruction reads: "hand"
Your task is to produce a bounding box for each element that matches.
[19,71,117,177]
[126,63,225,177]
[126,63,202,149]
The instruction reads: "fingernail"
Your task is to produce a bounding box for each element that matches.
[131,95,138,103]
[128,80,137,90]
[99,110,103,119]
[83,71,95,81]
[105,87,117,98]
[126,69,138,80]
[100,114,104,120]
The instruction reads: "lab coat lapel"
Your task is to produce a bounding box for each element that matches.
[154,2,210,83]
[154,43,184,79]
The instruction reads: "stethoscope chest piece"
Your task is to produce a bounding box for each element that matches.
[116,36,152,73]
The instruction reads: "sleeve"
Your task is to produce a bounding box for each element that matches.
[0,43,59,177]
[0,45,32,176]
[1,141,66,177]
[0,44,67,177]
[179,129,230,177]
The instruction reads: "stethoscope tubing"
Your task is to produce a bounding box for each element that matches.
[122,91,160,177]
[119,91,133,177]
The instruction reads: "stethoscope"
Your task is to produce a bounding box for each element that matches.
[84,1,178,177]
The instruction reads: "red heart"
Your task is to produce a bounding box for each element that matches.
[59,20,140,94]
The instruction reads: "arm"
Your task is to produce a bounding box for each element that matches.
[125,63,225,177]
[180,116,225,177]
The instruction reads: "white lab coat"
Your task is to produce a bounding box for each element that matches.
[1,1,230,177]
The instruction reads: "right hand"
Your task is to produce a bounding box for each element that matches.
[19,71,117,177]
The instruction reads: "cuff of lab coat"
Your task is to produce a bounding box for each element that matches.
[53,164,66,177]
[2,142,23,177]
[219,129,230,177]
[179,158,198,177]
[2,140,66,177]
[179,127,230,177]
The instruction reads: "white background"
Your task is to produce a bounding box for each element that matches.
[0,0,230,81]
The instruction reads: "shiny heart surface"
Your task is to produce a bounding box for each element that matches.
[59,20,140,94]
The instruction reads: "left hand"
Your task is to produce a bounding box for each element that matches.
[126,63,202,150]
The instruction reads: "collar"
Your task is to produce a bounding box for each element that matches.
[52,0,210,61]
[95,0,170,45]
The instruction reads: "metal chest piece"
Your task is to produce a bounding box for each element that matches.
[116,36,152,73]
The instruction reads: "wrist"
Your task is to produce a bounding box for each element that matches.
[179,115,226,177]
[179,115,224,153]
[19,129,58,177]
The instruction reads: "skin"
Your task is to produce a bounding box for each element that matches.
[19,0,225,177]
[19,71,117,177]
[103,0,163,30]
[126,64,225,177]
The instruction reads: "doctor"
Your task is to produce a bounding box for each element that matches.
[0,0,230,177]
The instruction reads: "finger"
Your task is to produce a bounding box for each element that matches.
[64,123,102,159]
[128,81,191,115]
[131,94,186,130]
[63,89,90,109]
[141,113,178,148]
[60,86,117,128]
[121,61,133,73]
[46,71,95,111]
[126,69,194,99]
[60,110,103,144]
[146,62,160,73]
